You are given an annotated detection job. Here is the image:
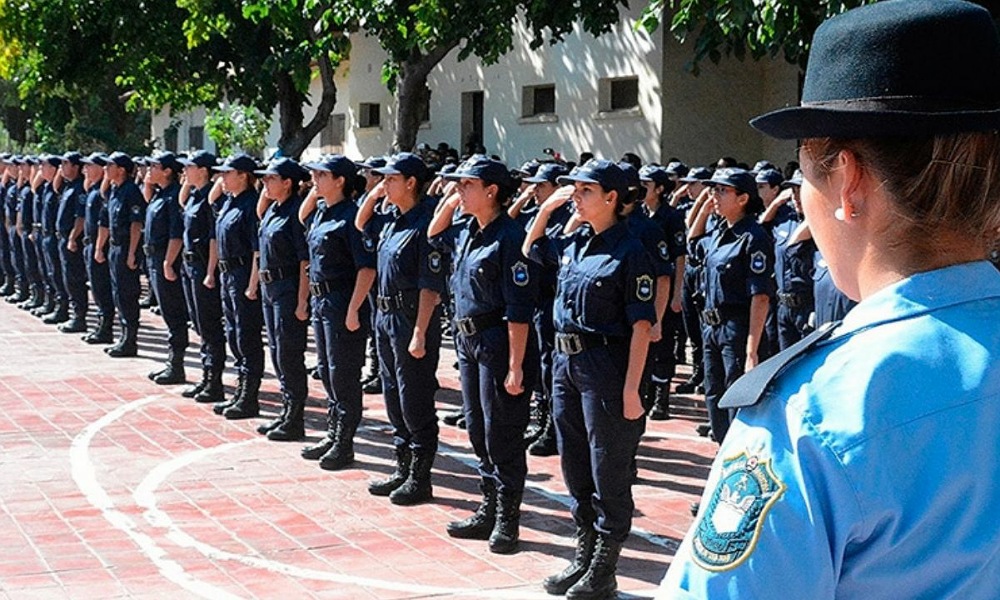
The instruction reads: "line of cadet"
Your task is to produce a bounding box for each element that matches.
[0,147,865,600]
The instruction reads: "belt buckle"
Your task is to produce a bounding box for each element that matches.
[558,333,583,355]
[377,297,390,312]
[309,282,322,297]
[260,270,273,284]
[218,259,229,273]
[704,309,721,326]
[456,318,475,337]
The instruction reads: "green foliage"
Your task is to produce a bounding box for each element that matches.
[639,0,876,73]
[204,104,272,157]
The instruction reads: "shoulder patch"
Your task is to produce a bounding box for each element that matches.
[657,240,669,260]
[511,260,530,287]
[674,231,685,246]
[692,451,786,572]
[636,274,654,302]
[750,250,767,274]
[131,204,141,216]
[428,250,443,274]
[363,235,375,252]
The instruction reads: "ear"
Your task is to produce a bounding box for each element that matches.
[836,149,865,222]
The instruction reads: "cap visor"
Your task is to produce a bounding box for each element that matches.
[556,174,599,186]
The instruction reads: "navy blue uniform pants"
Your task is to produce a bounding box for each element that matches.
[108,245,140,330]
[262,278,308,404]
[313,293,368,432]
[220,265,264,380]
[553,343,645,543]
[0,224,12,282]
[776,301,813,351]
[147,253,189,354]
[701,317,749,444]
[59,241,88,318]
[181,261,226,374]
[23,232,42,285]
[85,243,114,320]
[376,303,442,455]
[8,227,24,285]
[681,269,704,368]
[533,299,556,405]
[456,324,536,496]
[42,234,66,302]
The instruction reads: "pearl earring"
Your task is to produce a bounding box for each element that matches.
[834,207,860,221]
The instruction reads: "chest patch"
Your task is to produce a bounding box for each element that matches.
[511,261,530,287]
[636,274,654,302]
[692,451,785,572]
[750,250,767,274]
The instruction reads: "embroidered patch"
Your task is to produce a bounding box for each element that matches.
[636,274,654,302]
[363,235,375,252]
[428,251,443,274]
[674,231,685,246]
[511,261,530,287]
[692,451,786,572]
[750,251,767,274]
[130,204,141,216]
[657,240,669,260]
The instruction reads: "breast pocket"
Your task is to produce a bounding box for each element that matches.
[582,275,619,324]
[469,258,500,301]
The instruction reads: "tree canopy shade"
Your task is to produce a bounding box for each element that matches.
[638,0,876,74]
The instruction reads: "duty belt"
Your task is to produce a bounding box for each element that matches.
[218,255,249,273]
[82,237,92,245]
[554,332,624,356]
[309,280,336,297]
[454,310,504,337]
[259,266,296,284]
[777,292,807,308]
[182,250,204,264]
[376,291,416,313]
[701,306,748,327]
[142,244,158,255]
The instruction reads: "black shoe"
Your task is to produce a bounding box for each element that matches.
[488,492,521,554]
[223,377,260,420]
[446,481,496,540]
[456,416,466,430]
[318,437,355,471]
[389,452,433,506]
[154,363,186,385]
[565,535,622,600]
[543,527,598,595]
[310,366,321,380]
[648,385,671,421]
[301,436,335,460]
[529,423,558,457]
[696,423,712,438]
[42,307,69,324]
[256,417,284,435]
[362,377,382,394]
[58,315,88,333]
[0,281,14,296]
[106,344,137,358]
[369,446,412,497]
[197,372,226,404]
[266,421,305,441]
[182,370,210,399]
[442,410,464,427]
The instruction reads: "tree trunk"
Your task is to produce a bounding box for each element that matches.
[276,53,339,160]
[392,43,458,153]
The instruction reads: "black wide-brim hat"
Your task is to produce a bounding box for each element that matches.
[751,0,1000,139]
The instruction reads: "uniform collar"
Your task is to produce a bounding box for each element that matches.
[587,219,629,247]
[835,261,1000,338]
[469,211,507,238]
[726,214,757,236]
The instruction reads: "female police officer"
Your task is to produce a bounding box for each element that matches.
[427,156,538,554]
[686,168,772,444]
[661,1,1000,597]
[355,153,447,506]
[299,155,375,468]
[524,159,655,599]
[210,154,266,422]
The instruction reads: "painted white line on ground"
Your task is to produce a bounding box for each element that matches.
[69,395,243,600]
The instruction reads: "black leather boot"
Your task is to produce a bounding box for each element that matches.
[7,282,28,304]
[58,314,88,333]
[265,393,303,440]
[302,409,338,460]
[153,350,186,385]
[182,369,211,399]
[31,291,53,316]
[529,415,558,457]
[319,418,357,471]
[389,451,434,506]
[195,370,224,404]
[368,445,412,496]
[446,479,496,540]
[648,384,671,420]
[255,399,286,434]
[565,534,623,600]
[18,284,42,309]
[524,394,549,443]
[0,279,14,296]
[489,490,522,554]
[543,526,598,595]
[42,301,69,324]
[212,371,242,411]
[84,316,114,344]
[676,364,704,393]
[105,327,138,358]
[224,376,260,420]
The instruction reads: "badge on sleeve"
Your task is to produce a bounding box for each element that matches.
[692,451,786,572]
[636,274,654,302]
[131,204,141,216]
[750,251,767,274]
[363,235,375,252]
[657,240,669,260]
[674,231,685,246]
[428,251,443,274]
[511,261,530,287]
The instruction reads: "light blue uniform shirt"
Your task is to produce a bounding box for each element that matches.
[660,261,1000,599]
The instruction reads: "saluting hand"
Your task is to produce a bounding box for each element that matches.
[540,185,573,214]
[504,366,524,396]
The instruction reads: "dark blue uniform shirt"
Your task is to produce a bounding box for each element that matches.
[307,198,375,286]
[4,181,17,227]
[627,210,674,278]
[531,220,656,337]
[371,199,447,297]
[215,189,260,261]
[19,184,34,229]
[101,180,145,246]
[645,202,688,263]
[769,214,815,295]
[56,177,85,238]
[182,185,215,257]
[525,202,574,301]
[259,195,308,272]
[144,183,183,251]
[83,184,104,241]
[40,182,58,235]
[703,215,774,310]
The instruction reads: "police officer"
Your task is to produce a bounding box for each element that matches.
[38,155,69,324]
[428,156,539,554]
[0,154,16,298]
[251,158,311,439]
[96,152,145,358]
[211,154,266,423]
[176,150,227,404]
[356,153,447,506]
[674,167,713,394]
[299,155,376,468]
[688,168,773,444]
[14,157,43,310]
[662,2,1000,596]
[143,152,190,384]
[524,159,655,599]
[2,156,25,303]
[80,153,115,344]
[54,152,89,334]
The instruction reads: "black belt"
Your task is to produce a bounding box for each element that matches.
[260,266,296,284]
[143,244,158,255]
[182,250,205,264]
[309,280,343,297]
[32,224,41,232]
[554,332,625,356]
[109,239,123,247]
[82,237,92,245]
[777,292,808,308]
[702,306,748,327]
[454,310,504,337]
[218,256,249,273]
[376,291,417,313]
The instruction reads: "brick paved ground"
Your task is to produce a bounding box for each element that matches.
[0,293,717,599]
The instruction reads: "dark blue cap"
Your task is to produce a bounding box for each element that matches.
[213,153,259,173]
[356,156,387,170]
[755,168,784,187]
[133,156,149,167]
[443,155,511,187]
[373,153,428,181]
[515,159,541,177]
[10,155,23,165]
[639,165,672,186]
[178,150,217,169]
[105,152,134,170]
[42,155,62,167]
[751,160,777,174]
[679,167,713,183]
[82,152,109,167]
[705,168,759,198]
[255,157,308,181]
[664,161,689,177]
[782,169,804,188]
[436,163,458,176]
[149,151,183,173]
[0,153,10,161]
[523,163,568,184]
[61,151,84,166]
[25,156,40,166]
[304,155,358,178]
[557,159,629,199]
